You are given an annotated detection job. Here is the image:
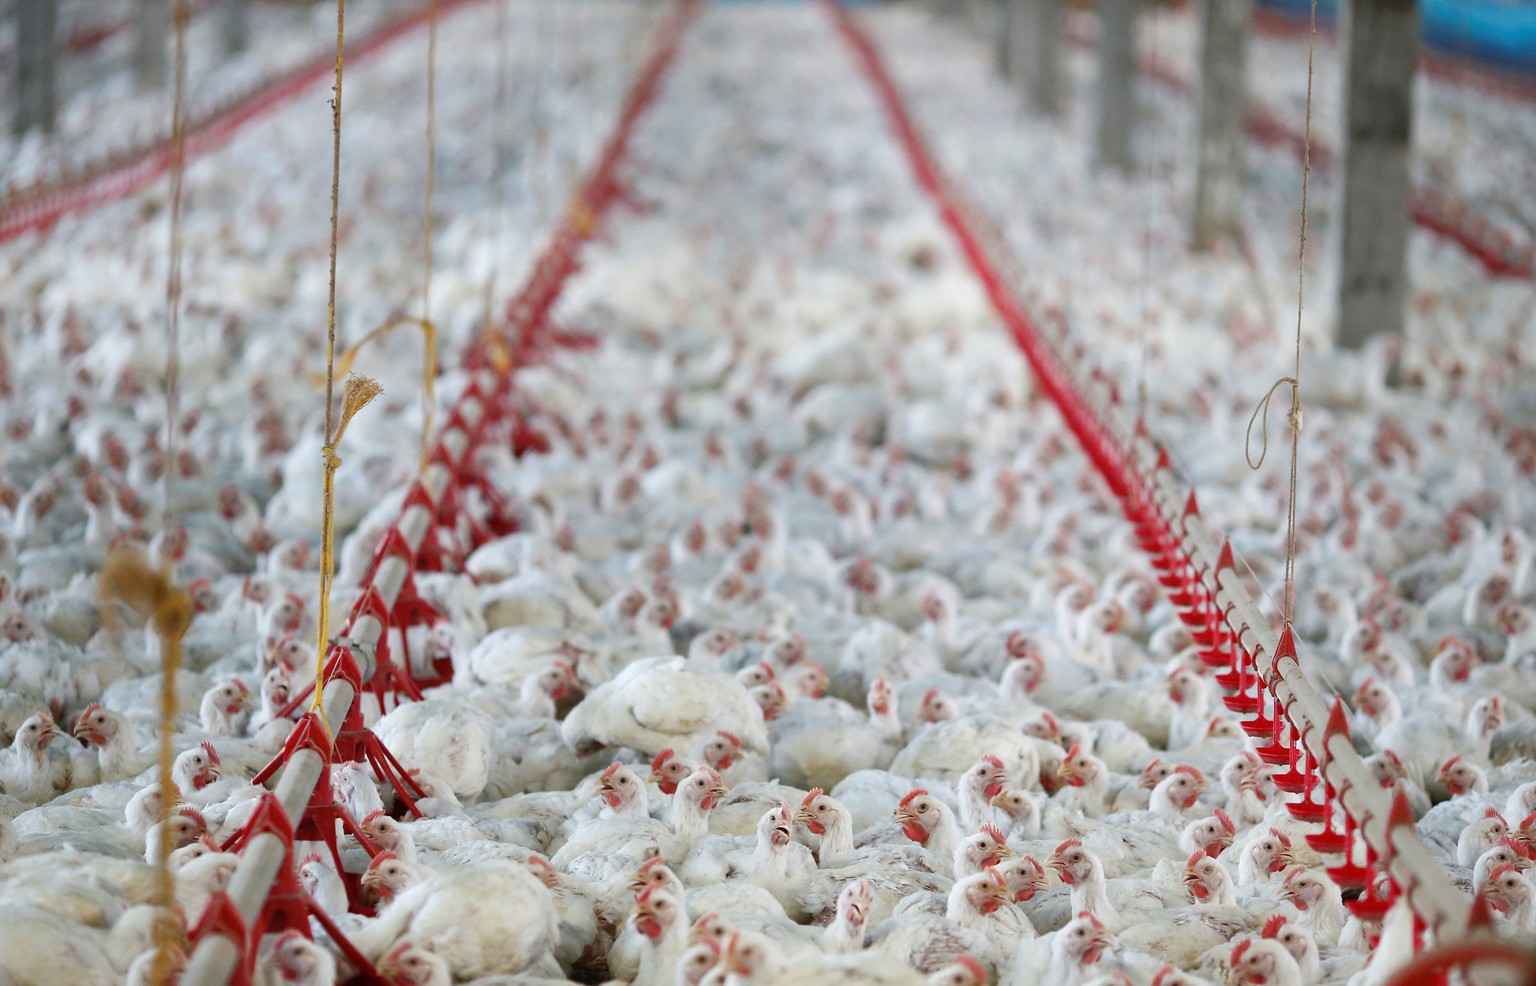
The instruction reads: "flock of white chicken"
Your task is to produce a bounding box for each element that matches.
[2,1,1535,986]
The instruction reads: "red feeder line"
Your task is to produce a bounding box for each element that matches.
[181,3,701,982]
[0,0,484,245]
[824,0,1473,945]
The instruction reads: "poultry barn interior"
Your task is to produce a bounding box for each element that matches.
[2,0,1535,983]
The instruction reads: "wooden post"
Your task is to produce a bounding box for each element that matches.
[1191,0,1253,250]
[222,0,251,56]
[1028,0,1064,115]
[134,0,171,90]
[1096,0,1136,172]
[1335,0,1419,349]
[13,0,58,135]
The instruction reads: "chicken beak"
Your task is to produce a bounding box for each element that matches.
[989,792,1011,808]
[361,870,380,889]
[795,807,816,825]
[1056,763,1073,780]
[647,769,666,784]
[992,845,1015,861]
[892,808,914,825]
[71,720,94,741]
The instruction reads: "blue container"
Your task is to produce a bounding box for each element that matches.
[1260,0,1536,75]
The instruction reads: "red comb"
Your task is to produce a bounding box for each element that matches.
[1054,837,1083,854]
[361,809,387,826]
[1261,914,1287,939]
[1270,828,1292,847]
[200,741,220,764]
[954,956,986,981]
[981,824,1007,845]
[1231,939,1252,964]
[177,806,207,828]
[980,754,1005,770]
[368,850,398,868]
[1078,910,1104,929]
[650,748,675,774]
[1489,862,1522,883]
[899,788,928,808]
[801,788,824,806]
[601,762,624,779]
[1064,743,1082,760]
[300,852,324,868]
[1174,764,1203,779]
[1215,809,1234,834]
[716,730,740,747]
[1486,808,1508,823]
[923,688,940,704]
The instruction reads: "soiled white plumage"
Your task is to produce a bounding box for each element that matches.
[349,859,561,979]
[372,700,493,800]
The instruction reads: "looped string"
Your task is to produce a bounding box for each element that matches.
[1244,376,1300,471]
[312,375,382,736]
[316,316,437,468]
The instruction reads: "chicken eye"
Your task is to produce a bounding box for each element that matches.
[918,805,928,813]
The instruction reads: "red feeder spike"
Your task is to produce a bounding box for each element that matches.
[1180,490,1200,532]
[351,585,427,708]
[188,891,253,986]
[324,647,429,817]
[218,790,382,978]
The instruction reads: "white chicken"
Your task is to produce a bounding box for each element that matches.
[561,655,768,758]
[350,858,562,979]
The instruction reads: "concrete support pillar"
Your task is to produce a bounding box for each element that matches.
[1096,0,1136,172]
[1191,0,1253,250]
[1335,0,1419,349]
[1028,0,1064,115]
[13,0,58,136]
[134,0,171,90]
[222,0,251,56]
[995,0,1017,79]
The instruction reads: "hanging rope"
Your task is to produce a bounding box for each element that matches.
[419,0,439,466]
[98,547,191,985]
[1134,0,1159,426]
[147,0,194,978]
[479,0,513,370]
[313,0,358,736]
[162,0,190,541]
[1246,0,1317,627]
